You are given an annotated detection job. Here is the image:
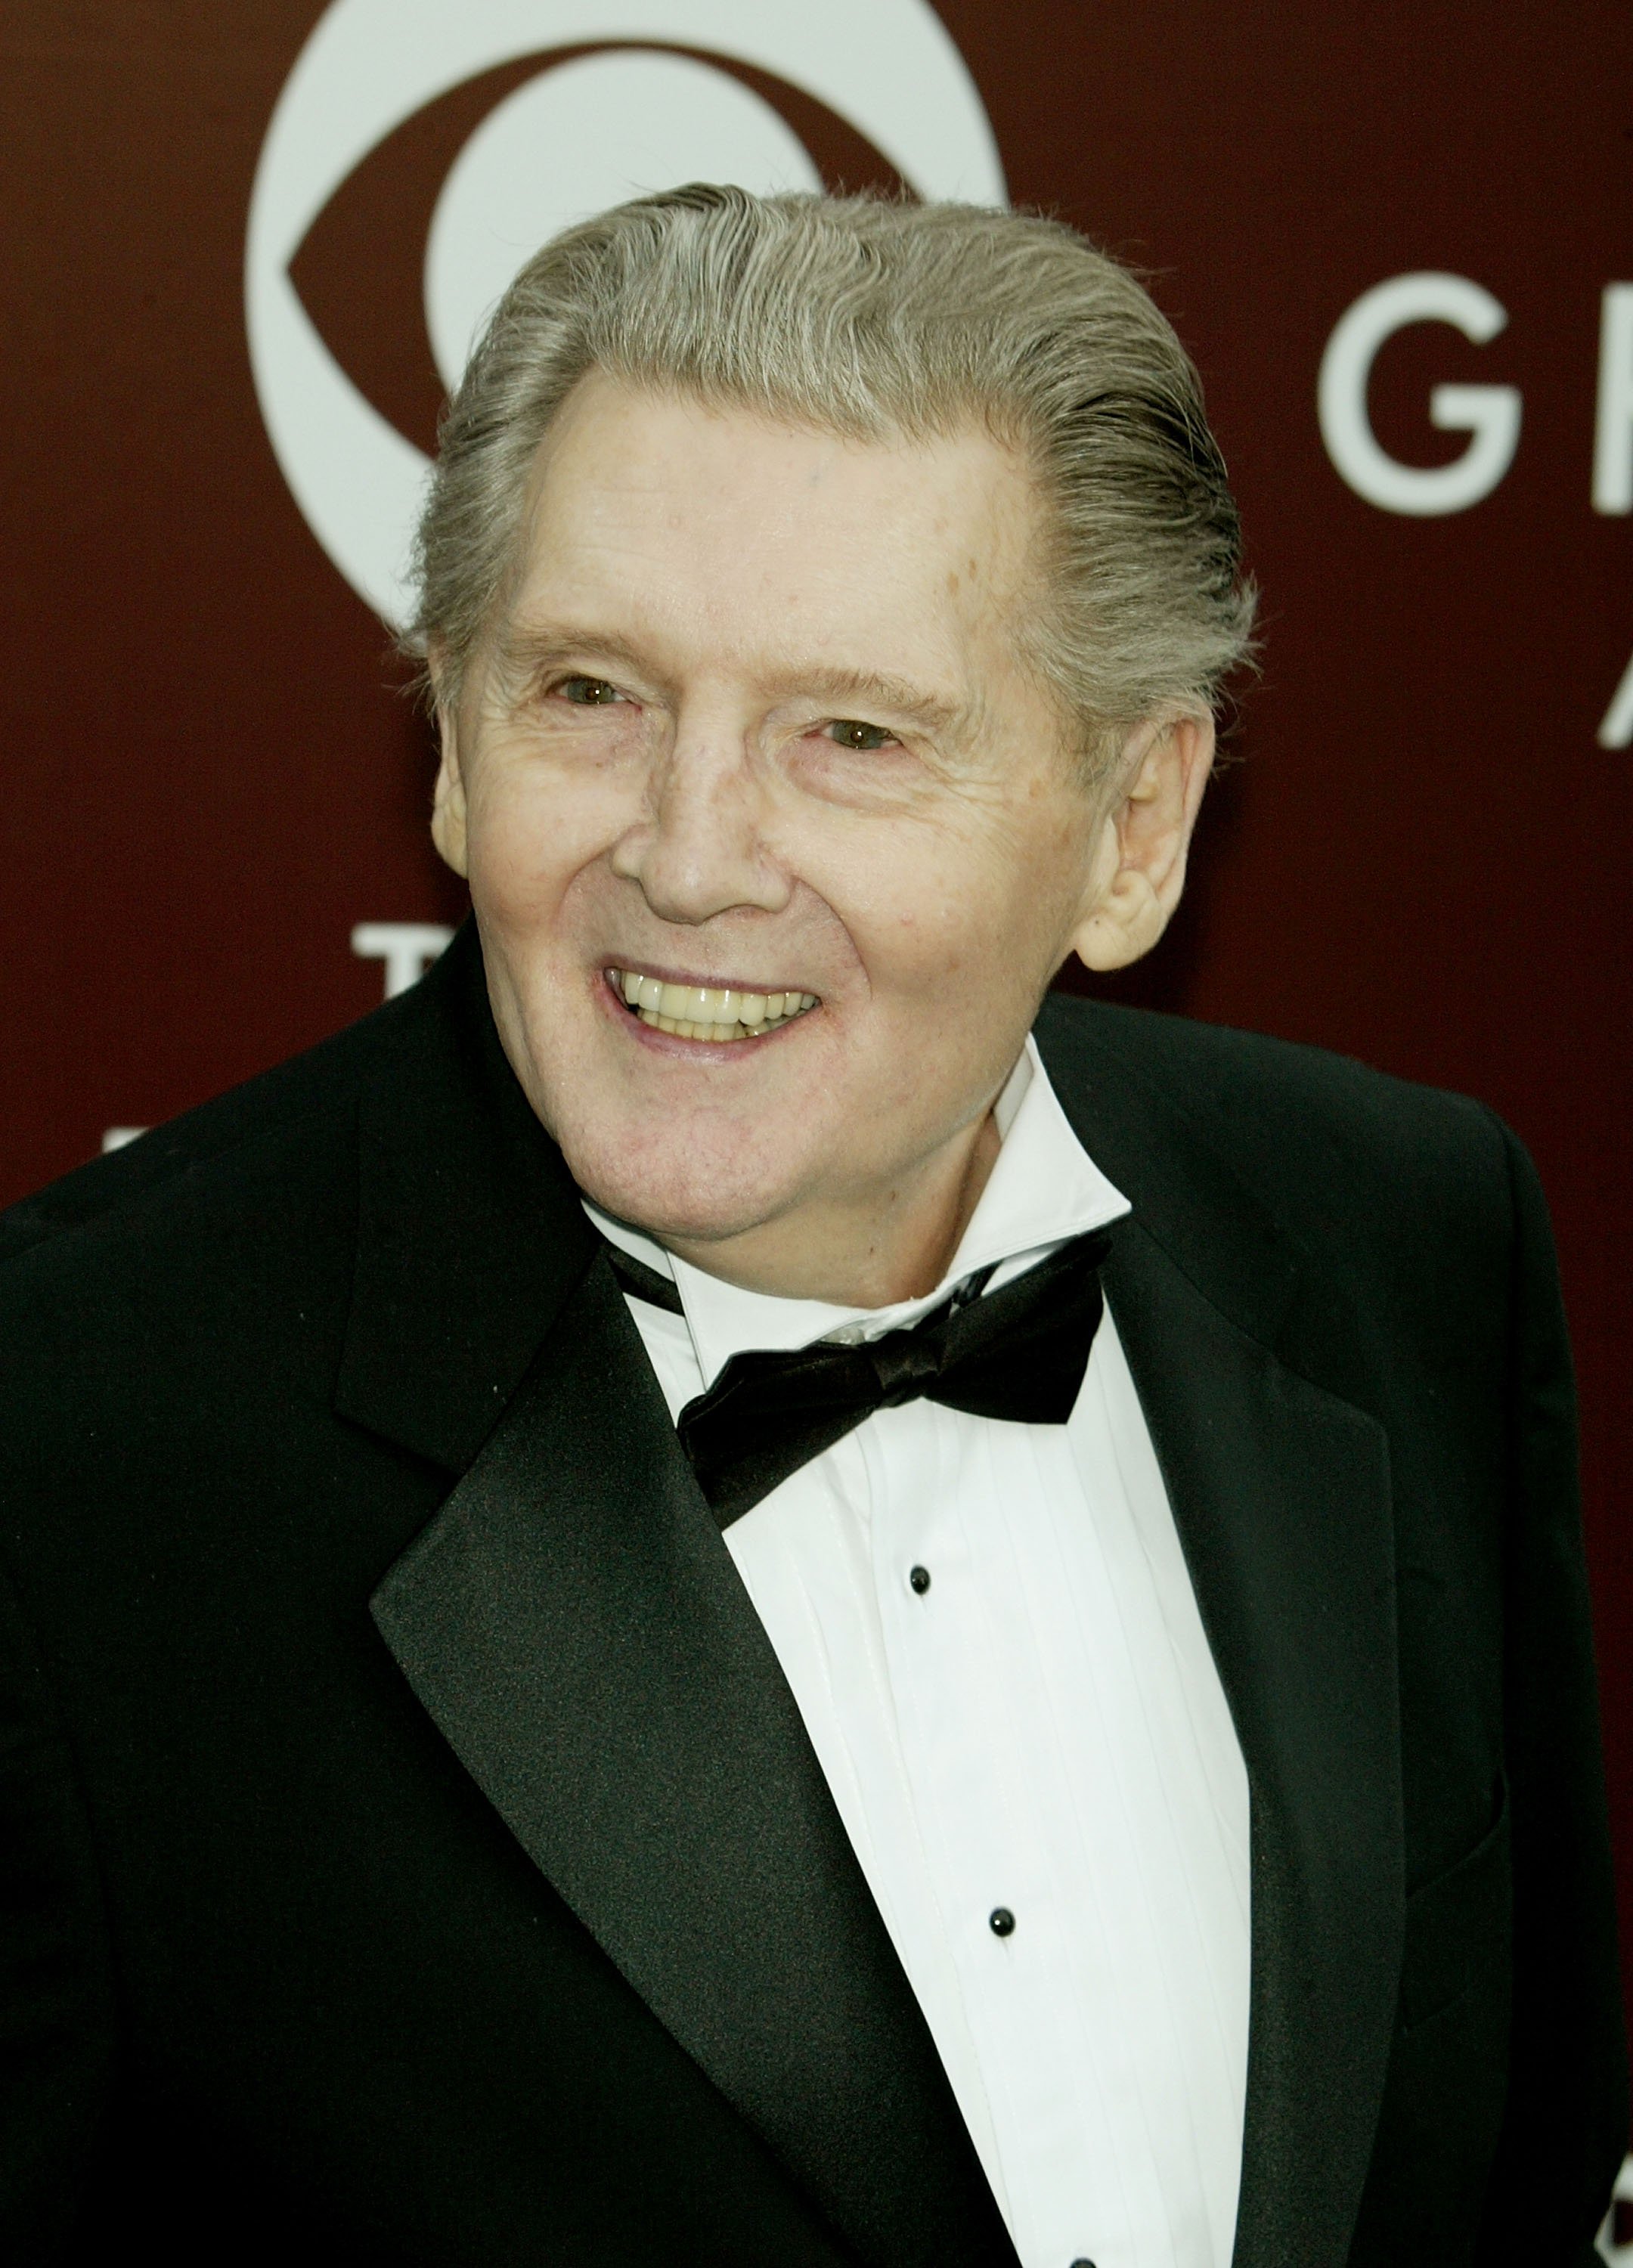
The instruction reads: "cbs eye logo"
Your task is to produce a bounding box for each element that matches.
[245,0,1007,629]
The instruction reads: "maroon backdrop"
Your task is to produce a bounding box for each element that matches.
[3,0,1630,2080]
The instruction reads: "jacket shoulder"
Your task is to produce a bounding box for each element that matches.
[1034,988,1519,1266]
[1038,988,1503,1163]
[0,980,428,1277]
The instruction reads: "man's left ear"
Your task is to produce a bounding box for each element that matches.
[1068,712,1216,972]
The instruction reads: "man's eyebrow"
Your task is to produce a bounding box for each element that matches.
[493,623,659,687]
[773,665,968,738]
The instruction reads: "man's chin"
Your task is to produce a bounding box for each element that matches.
[569,1149,797,1253]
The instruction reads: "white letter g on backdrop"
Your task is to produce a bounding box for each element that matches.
[1318,272,1522,516]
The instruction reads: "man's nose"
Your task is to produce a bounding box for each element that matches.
[611,730,791,925]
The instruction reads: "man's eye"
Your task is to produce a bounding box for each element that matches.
[554,676,625,706]
[824,719,897,751]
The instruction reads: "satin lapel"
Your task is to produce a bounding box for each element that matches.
[1037,995,1405,2266]
[1103,1219,1402,2268]
[370,1251,1017,2268]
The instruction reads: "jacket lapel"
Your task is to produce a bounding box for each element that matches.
[369,1253,1015,2268]
[1037,997,1405,2268]
[1107,1224,1402,2268]
[342,930,1015,2268]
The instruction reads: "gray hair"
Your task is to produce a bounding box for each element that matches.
[409,186,1255,770]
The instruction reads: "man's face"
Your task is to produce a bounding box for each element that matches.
[435,375,1113,1263]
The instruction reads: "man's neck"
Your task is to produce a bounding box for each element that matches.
[658,1108,1003,1309]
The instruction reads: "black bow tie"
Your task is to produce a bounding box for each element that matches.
[606,1228,1112,1528]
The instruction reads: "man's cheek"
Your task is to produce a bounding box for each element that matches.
[473,801,593,916]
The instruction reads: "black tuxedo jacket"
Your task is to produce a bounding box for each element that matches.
[0,924,1622,2266]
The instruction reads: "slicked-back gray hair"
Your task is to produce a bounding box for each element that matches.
[410,186,1255,772]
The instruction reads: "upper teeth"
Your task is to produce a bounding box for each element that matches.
[612,968,818,1041]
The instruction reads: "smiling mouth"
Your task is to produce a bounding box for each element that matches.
[608,966,820,1043]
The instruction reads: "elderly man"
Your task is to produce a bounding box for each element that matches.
[0,189,1622,2268]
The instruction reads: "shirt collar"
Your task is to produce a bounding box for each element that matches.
[584,1033,1130,1392]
